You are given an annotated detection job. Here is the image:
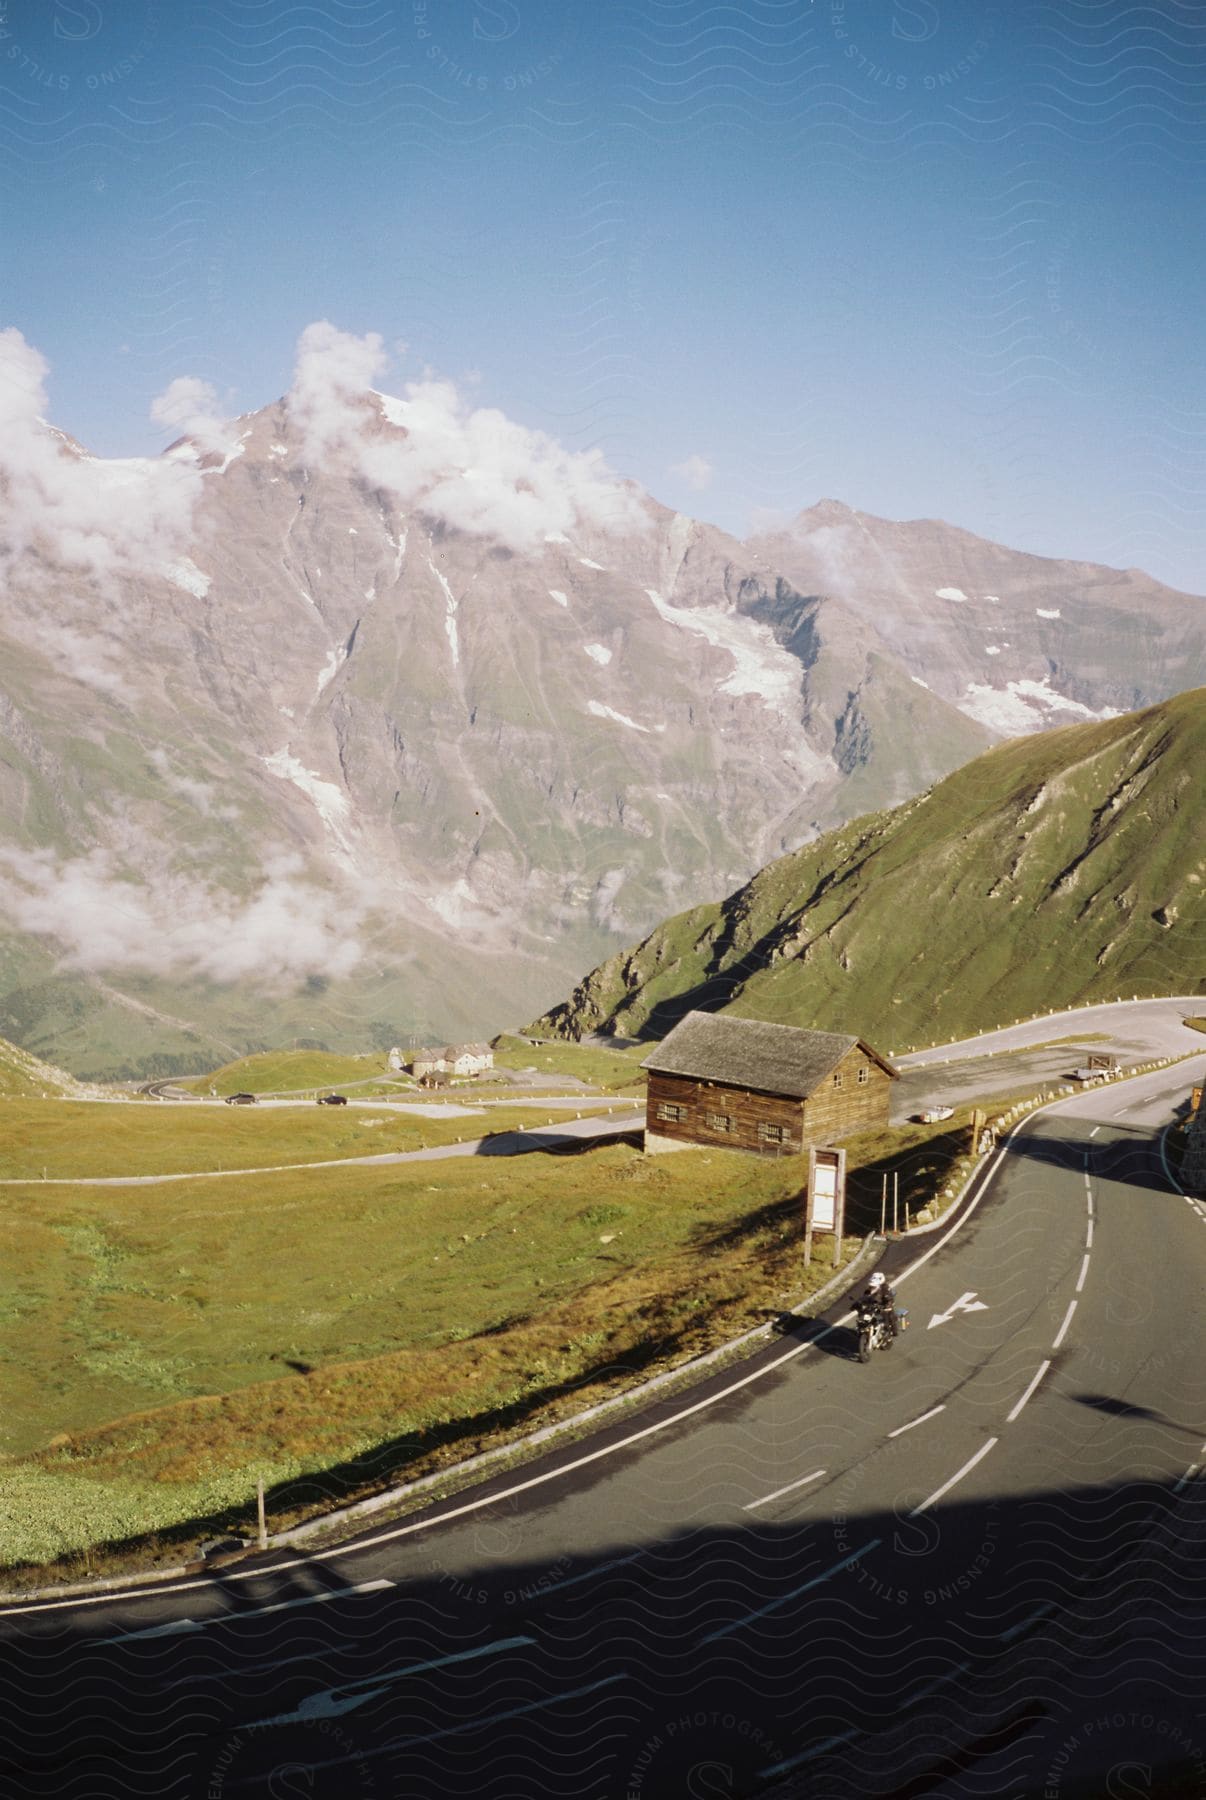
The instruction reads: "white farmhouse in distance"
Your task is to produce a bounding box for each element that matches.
[408,1042,494,1079]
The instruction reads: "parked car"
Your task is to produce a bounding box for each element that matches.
[316,1093,348,1105]
[918,1104,955,1123]
[1071,1067,1102,1082]
[225,1092,257,1105]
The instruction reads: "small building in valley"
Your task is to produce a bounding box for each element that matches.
[446,1042,494,1077]
[410,1047,446,1079]
[640,1011,898,1156]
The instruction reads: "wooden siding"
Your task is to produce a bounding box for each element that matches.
[799,1045,892,1141]
[646,1071,804,1155]
[645,1043,891,1157]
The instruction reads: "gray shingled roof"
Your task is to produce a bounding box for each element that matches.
[640,1010,897,1098]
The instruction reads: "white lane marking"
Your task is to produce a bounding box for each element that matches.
[889,1406,946,1439]
[1173,1464,1201,1495]
[254,1672,627,1761]
[905,1658,971,1706]
[1075,1253,1091,1293]
[927,1291,989,1330]
[94,1579,391,1646]
[910,1438,999,1517]
[744,1469,827,1511]
[1006,1360,1051,1424]
[538,1550,644,1595]
[1089,1126,1101,1138]
[249,1634,537,1728]
[1000,1600,1056,1642]
[700,1540,881,1644]
[760,1727,859,1777]
[1086,1217,1094,1248]
[1052,1299,1078,1350]
[96,1617,202,1645]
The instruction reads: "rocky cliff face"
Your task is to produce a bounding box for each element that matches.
[1,399,1202,1076]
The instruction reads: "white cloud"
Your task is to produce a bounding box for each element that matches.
[149,377,234,457]
[671,453,714,491]
[287,322,645,554]
[0,327,206,576]
[0,847,365,987]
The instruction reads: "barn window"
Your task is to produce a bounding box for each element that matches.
[706,1111,733,1133]
[758,1121,787,1144]
[857,1066,869,1084]
[656,1102,688,1124]
[832,1071,844,1088]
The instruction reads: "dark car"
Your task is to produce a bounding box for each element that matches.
[317,1093,348,1106]
[225,1092,257,1105]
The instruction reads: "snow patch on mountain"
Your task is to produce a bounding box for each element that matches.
[589,701,651,733]
[584,643,612,665]
[262,750,350,837]
[163,558,211,598]
[1037,607,1062,619]
[578,558,605,571]
[427,558,460,666]
[314,646,346,697]
[548,589,568,607]
[936,586,968,601]
[959,677,1120,736]
[642,588,801,712]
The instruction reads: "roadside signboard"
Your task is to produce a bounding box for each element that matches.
[804,1146,847,1268]
[1193,1085,1203,1117]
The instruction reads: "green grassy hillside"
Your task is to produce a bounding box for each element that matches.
[0,1037,81,1100]
[183,1049,399,1097]
[531,688,1206,1050]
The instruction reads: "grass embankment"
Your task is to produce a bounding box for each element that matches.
[0,1096,629,1182]
[0,1116,961,1575]
[1184,1017,1206,1035]
[183,1050,405,1097]
[492,1035,647,1090]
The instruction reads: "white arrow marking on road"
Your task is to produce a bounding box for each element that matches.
[927,1290,990,1330]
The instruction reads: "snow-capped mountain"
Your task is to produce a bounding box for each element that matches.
[1,372,1202,1075]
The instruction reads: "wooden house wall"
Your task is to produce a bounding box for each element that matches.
[646,1071,803,1155]
[799,1045,892,1140]
[645,1044,892,1156]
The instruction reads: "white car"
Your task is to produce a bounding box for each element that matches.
[918,1104,955,1123]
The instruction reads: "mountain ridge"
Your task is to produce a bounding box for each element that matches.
[1,373,1203,1075]
[529,687,1206,1052]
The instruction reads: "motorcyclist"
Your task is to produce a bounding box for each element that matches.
[860,1270,898,1338]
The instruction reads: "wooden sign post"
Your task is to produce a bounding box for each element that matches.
[804,1146,848,1268]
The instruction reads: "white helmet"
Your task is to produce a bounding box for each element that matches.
[868,1272,886,1289]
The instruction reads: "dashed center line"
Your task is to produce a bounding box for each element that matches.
[1006,1360,1051,1424]
[889,1405,946,1439]
[700,1541,880,1643]
[744,1469,827,1511]
[910,1438,998,1516]
[1052,1299,1078,1350]
[1075,1253,1091,1293]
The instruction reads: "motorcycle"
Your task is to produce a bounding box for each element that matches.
[855,1302,909,1362]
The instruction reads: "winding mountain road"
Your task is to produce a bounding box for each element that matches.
[3,1035,1204,1797]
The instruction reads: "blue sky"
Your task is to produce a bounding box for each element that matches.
[3,0,1204,590]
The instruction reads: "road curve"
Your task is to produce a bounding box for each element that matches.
[2,1059,1204,1799]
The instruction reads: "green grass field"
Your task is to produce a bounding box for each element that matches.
[492,1035,648,1088]
[0,1096,631,1181]
[183,1049,406,1096]
[0,1107,964,1572]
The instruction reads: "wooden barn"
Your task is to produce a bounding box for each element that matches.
[640,1011,898,1156]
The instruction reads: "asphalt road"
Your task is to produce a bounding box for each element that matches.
[890,995,1205,1124]
[3,1053,1205,1798]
